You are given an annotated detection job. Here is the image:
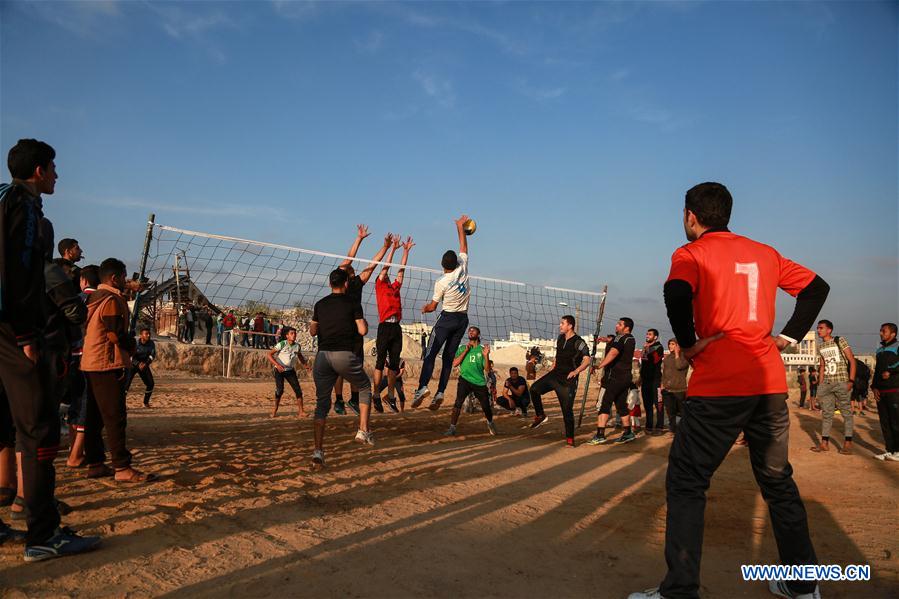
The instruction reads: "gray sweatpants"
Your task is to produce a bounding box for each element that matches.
[818,381,853,439]
[313,351,371,419]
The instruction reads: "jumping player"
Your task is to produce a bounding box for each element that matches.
[528,315,591,447]
[310,268,373,470]
[412,215,472,410]
[445,326,497,437]
[335,226,393,415]
[267,327,310,418]
[374,235,414,413]
[628,182,829,599]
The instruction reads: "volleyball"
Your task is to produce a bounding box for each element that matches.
[463,218,477,235]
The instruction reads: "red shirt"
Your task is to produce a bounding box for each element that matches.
[667,231,815,397]
[375,278,403,323]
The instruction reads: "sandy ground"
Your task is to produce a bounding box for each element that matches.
[1,374,897,598]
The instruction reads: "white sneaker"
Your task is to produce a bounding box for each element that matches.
[769,580,821,599]
[411,387,430,408]
[311,449,325,470]
[885,452,899,462]
[487,421,497,436]
[874,451,891,461]
[354,430,375,446]
[428,392,445,411]
[627,589,666,599]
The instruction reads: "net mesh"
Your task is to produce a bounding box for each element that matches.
[140,224,606,350]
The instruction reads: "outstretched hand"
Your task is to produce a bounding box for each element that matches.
[454,214,470,229]
[391,236,401,251]
[402,236,415,251]
[683,332,725,361]
[356,224,370,239]
[383,232,395,247]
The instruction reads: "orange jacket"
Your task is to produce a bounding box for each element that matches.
[81,284,135,372]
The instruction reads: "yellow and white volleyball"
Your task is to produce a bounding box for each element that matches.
[463,218,477,235]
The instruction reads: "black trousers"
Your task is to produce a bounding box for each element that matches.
[876,391,899,453]
[643,380,663,429]
[798,386,807,407]
[454,377,493,420]
[530,373,575,438]
[662,390,686,433]
[274,368,303,399]
[126,364,155,404]
[660,394,817,599]
[85,369,132,469]
[0,325,60,545]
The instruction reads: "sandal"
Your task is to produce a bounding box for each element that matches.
[114,469,158,484]
[87,464,115,479]
[0,487,15,508]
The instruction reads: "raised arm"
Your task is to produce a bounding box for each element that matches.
[359,233,393,284]
[340,224,370,268]
[379,237,401,281]
[454,214,469,255]
[396,236,414,286]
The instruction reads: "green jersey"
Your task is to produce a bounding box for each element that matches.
[456,344,487,386]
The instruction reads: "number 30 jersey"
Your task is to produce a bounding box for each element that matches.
[666,231,816,397]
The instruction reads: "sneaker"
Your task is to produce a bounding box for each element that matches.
[354,430,375,446]
[23,527,100,562]
[347,397,360,416]
[334,400,346,415]
[0,522,25,545]
[411,387,431,408]
[885,452,899,462]
[586,434,609,446]
[444,424,457,437]
[615,431,637,444]
[627,588,666,599]
[529,415,549,429]
[487,421,497,436]
[372,397,384,413]
[768,579,821,599]
[874,451,891,461]
[566,437,575,448]
[384,396,399,413]
[428,392,445,411]
[311,449,325,470]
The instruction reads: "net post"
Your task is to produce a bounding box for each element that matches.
[577,285,608,428]
[227,328,234,378]
[221,330,227,377]
[130,213,156,334]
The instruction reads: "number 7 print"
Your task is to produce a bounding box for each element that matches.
[735,262,759,322]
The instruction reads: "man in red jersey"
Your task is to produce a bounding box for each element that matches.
[373,235,414,413]
[629,183,830,599]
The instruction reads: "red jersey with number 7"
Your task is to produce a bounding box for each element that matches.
[666,231,816,397]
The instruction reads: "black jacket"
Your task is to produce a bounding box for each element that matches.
[0,183,49,345]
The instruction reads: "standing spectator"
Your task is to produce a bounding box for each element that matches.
[809,366,819,410]
[640,328,665,434]
[126,327,156,407]
[215,312,224,346]
[0,138,101,559]
[203,308,213,345]
[184,304,195,343]
[525,352,538,381]
[82,258,156,484]
[240,315,250,347]
[660,338,689,434]
[486,360,498,405]
[851,358,870,416]
[253,312,265,349]
[872,322,899,461]
[56,238,84,290]
[222,310,236,345]
[797,367,808,408]
[176,307,186,343]
[811,320,856,454]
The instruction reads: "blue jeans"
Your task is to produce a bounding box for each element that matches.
[418,311,468,394]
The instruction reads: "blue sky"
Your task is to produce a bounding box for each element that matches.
[2,0,896,350]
